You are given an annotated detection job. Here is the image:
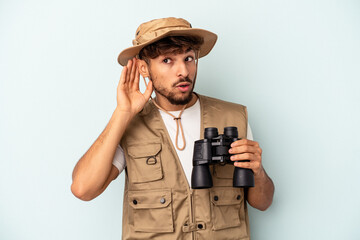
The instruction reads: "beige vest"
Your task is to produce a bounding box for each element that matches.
[120,94,250,240]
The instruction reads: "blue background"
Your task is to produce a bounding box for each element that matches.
[1,0,359,239]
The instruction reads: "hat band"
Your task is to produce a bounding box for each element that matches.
[133,26,191,46]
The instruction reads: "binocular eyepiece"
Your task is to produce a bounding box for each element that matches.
[191,127,255,189]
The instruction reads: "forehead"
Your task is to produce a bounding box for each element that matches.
[157,48,195,57]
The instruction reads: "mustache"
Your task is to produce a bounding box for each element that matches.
[172,77,193,87]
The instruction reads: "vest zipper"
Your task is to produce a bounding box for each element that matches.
[190,189,197,240]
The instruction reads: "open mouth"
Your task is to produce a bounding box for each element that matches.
[176,83,191,92]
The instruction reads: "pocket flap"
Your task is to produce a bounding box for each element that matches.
[128,143,161,158]
[210,188,242,206]
[129,189,172,209]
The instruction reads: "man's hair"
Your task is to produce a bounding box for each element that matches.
[138,36,204,63]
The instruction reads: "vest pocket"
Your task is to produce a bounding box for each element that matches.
[127,142,163,183]
[210,188,242,230]
[128,189,174,233]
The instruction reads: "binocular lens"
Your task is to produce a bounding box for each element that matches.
[204,127,218,139]
[224,126,238,138]
[191,165,213,189]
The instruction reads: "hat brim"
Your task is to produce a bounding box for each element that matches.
[117,28,218,66]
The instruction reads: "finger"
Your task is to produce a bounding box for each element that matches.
[119,66,128,86]
[229,145,261,155]
[132,60,141,90]
[129,58,137,85]
[230,152,260,162]
[231,139,259,147]
[126,59,132,82]
[143,80,153,100]
[234,161,252,169]
[234,161,261,172]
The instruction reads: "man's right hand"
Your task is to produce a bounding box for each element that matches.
[116,57,153,116]
[71,58,153,201]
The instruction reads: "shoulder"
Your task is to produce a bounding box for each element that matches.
[130,100,157,123]
[197,94,247,113]
[121,100,160,146]
[197,93,248,138]
[122,100,157,136]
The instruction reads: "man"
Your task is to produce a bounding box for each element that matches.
[71,17,274,239]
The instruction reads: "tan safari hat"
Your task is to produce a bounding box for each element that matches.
[117,17,218,66]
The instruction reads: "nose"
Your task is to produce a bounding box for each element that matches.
[176,61,189,78]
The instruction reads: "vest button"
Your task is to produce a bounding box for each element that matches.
[214,196,219,201]
[160,198,166,204]
[133,199,137,205]
[198,224,203,229]
[237,195,241,200]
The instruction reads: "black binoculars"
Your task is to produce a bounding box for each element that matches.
[191,127,254,189]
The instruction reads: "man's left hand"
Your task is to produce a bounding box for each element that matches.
[229,139,264,176]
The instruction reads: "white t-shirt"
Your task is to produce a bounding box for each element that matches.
[112,99,253,184]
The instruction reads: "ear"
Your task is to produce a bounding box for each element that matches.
[137,59,150,78]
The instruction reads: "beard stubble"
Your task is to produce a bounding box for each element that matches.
[150,73,194,105]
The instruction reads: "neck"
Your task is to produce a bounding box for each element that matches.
[154,93,198,111]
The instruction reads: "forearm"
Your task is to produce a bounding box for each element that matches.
[246,168,274,211]
[71,107,134,200]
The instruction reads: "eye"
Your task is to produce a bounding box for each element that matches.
[185,56,194,62]
[163,58,171,64]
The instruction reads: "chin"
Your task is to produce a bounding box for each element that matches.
[169,92,193,105]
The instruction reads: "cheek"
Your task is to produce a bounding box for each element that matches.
[151,66,167,79]
[188,64,197,74]
[153,70,171,83]
[150,74,165,87]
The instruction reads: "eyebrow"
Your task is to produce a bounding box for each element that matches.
[185,48,194,53]
[161,49,195,58]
